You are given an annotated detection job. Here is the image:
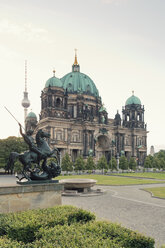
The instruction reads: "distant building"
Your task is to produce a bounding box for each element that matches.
[150,145,155,156]
[26,52,148,164]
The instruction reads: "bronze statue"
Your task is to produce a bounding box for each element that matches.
[19,123,44,164]
[8,124,61,182]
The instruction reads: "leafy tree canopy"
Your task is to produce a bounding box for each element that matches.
[109,156,117,171]
[119,156,128,170]
[74,156,85,171]
[97,156,108,171]
[61,153,73,172]
[0,136,28,169]
[85,156,96,170]
[129,157,137,170]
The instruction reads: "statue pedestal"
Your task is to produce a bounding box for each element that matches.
[0,182,64,213]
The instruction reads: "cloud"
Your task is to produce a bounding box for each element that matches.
[0,19,52,43]
[0,44,19,60]
[101,0,128,5]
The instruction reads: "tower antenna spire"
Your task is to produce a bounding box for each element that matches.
[53,68,56,77]
[25,60,27,92]
[74,48,78,65]
[22,60,30,129]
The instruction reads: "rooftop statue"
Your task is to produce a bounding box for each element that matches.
[8,123,61,182]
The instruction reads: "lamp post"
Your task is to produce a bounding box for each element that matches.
[111,140,115,171]
[117,153,119,171]
[137,145,142,166]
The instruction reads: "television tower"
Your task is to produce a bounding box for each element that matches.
[21,60,30,128]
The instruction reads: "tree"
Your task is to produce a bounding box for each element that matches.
[74,156,85,172]
[159,158,165,170]
[109,156,117,171]
[85,156,96,171]
[152,157,160,170]
[155,150,165,160]
[144,156,152,169]
[97,156,108,173]
[119,156,128,170]
[61,153,73,173]
[129,157,137,171]
[0,136,28,171]
[154,150,165,170]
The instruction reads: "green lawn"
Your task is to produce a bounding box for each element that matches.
[143,187,165,199]
[58,174,165,185]
[113,172,165,180]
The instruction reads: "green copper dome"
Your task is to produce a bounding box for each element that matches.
[126,93,141,106]
[27,111,37,119]
[45,76,63,88]
[61,71,99,97]
[61,52,99,97]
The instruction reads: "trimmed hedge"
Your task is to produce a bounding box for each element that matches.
[0,236,24,248]
[34,221,155,248]
[0,206,95,243]
[0,206,155,248]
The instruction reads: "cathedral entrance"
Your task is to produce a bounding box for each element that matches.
[96,135,111,163]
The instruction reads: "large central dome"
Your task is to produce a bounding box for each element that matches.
[60,54,99,97]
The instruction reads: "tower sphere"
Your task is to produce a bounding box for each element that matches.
[22,96,30,108]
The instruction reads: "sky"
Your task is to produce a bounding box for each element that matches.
[0,0,165,153]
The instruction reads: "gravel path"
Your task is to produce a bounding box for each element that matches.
[62,183,165,248]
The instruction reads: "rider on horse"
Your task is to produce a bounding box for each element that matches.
[19,123,44,163]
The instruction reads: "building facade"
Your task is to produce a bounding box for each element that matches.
[26,54,148,165]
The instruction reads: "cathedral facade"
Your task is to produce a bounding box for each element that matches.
[26,54,147,165]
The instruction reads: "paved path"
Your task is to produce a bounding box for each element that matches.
[0,175,17,186]
[62,184,165,248]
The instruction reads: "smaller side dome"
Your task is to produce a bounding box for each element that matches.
[45,76,63,88]
[99,105,107,112]
[26,111,37,119]
[125,92,141,106]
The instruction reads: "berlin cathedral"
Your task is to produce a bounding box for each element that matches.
[25,52,147,165]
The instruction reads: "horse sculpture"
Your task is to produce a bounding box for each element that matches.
[7,129,61,181]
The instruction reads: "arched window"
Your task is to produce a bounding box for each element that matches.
[86,84,91,93]
[56,130,62,141]
[56,98,61,107]
[67,83,72,91]
[72,132,79,142]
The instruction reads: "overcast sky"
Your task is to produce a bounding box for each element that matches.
[0,0,165,153]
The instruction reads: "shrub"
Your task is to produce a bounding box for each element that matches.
[0,236,29,248]
[0,206,154,248]
[0,206,95,243]
[34,224,122,248]
[34,221,154,248]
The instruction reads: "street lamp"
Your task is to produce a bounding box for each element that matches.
[137,145,142,166]
[110,140,115,171]
[117,153,119,171]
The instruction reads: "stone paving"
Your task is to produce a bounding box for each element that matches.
[62,183,165,248]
